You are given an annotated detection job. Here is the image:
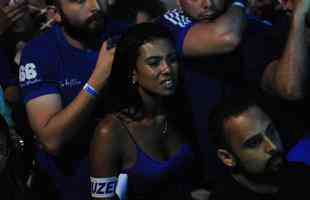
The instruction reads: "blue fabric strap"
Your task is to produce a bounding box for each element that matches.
[83,83,98,98]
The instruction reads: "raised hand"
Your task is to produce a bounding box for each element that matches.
[88,40,116,91]
[96,40,116,78]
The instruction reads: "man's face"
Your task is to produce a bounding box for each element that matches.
[59,0,101,31]
[178,0,228,21]
[58,0,108,47]
[134,38,179,97]
[223,106,284,177]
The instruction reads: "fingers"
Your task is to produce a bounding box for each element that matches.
[98,40,116,69]
[2,1,27,13]
[0,9,14,33]
[108,47,116,63]
[100,40,116,55]
[2,2,28,23]
[9,8,26,23]
[101,40,109,50]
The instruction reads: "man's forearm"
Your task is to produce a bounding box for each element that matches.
[36,90,97,154]
[37,44,112,155]
[211,2,248,48]
[270,9,308,99]
[182,1,248,56]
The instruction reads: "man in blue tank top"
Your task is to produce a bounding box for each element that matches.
[156,0,309,181]
[19,0,115,199]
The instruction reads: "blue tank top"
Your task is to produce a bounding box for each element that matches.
[117,116,199,200]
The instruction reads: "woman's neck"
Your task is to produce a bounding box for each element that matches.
[139,88,165,119]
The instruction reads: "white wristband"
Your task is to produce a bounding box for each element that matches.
[91,177,118,198]
[116,174,128,200]
[83,83,98,98]
[232,1,246,8]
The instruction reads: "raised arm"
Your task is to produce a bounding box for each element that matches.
[89,115,123,200]
[24,41,115,155]
[183,0,251,57]
[262,0,310,100]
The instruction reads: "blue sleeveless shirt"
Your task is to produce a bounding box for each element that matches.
[117,115,200,200]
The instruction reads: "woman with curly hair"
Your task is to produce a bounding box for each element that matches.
[90,23,202,200]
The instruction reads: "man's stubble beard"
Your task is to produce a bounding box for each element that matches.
[232,151,287,186]
[60,10,106,50]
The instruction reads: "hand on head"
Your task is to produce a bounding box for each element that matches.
[88,40,116,90]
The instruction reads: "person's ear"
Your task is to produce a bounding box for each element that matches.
[217,149,236,168]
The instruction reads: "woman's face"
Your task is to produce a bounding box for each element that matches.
[133,38,179,97]
[0,132,9,173]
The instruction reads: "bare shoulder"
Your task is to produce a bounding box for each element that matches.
[94,113,130,143]
[90,114,127,175]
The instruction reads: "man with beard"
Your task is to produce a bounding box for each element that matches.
[156,0,310,181]
[207,95,310,200]
[18,0,115,199]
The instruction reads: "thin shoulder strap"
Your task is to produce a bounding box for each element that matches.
[111,114,139,147]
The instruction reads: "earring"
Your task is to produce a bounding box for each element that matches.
[132,78,136,85]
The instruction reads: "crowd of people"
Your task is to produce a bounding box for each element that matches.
[1,0,310,199]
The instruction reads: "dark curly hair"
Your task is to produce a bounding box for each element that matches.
[107,22,194,139]
[108,0,167,22]
[108,22,174,114]
[208,93,257,149]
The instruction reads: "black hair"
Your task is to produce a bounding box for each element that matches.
[108,22,195,140]
[133,0,167,20]
[208,93,257,149]
[47,0,58,7]
[105,23,203,181]
[108,0,167,22]
[108,22,174,114]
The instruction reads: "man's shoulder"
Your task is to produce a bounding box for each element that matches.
[285,162,310,175]
[246,15,273,33]
[158,9,193,29]
[210,175,244,200]
[277,162,310,198]
[242,15,277,48]
[20,26,61,86]
[23,26,59,55]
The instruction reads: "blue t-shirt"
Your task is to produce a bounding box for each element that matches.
[157,9,284,178]
[287,136,310,166]
[20,25,98,106]
[19,25,99,200]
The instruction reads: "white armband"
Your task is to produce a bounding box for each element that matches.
[91,176,118,198]
[116,174,128,200]
[83,83,98,98]
[232,1,246,8]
